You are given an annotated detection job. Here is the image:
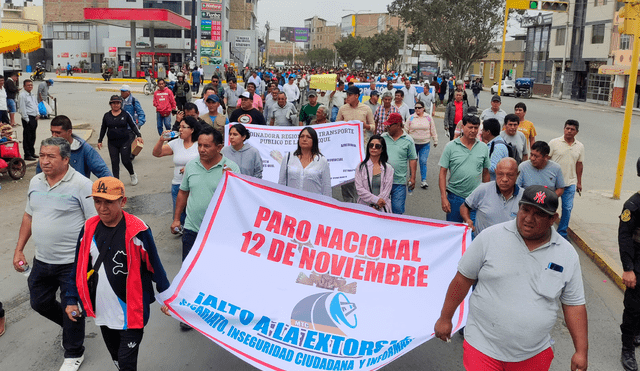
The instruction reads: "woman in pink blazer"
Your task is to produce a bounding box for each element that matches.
[354,134,395,212]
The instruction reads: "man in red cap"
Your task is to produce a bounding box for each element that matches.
[382,112,417,214]
[435,185,587,371]
[65,177,170,371]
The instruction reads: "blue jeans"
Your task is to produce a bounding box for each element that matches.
[415,143,431,182]
[473,93,480,107]
[558,184,576,239]
[171,184,186,226]
[28,258,85,358]
[331,106,339,122]
[7,98,16,113]
[446,191,475,224]
[182,229,199,261]
[391,184,407,214]
[156,113,172,135]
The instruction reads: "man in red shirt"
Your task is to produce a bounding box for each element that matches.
[444,90,468,140]
[152,79,177,135]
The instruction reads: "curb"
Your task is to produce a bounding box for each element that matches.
[568,225,625,292]
[96,87,145,94]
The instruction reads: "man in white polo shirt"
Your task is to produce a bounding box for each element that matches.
[434,185,588,371]
[13,137,96,371]
[460,158,522,236]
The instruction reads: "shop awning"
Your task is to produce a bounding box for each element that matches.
[83,8,190,29]
[0,30,42,54]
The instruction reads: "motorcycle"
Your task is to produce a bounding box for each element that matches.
[30,63,46,81]
[143,75,157,96]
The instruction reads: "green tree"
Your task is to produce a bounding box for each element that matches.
[334,35,360,68]
[358,38,378,69]
[371,28,404,70]
[306,48,335,66]
[389,0,503,78]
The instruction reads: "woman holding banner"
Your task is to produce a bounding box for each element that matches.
[355,135,394,212]
[278,127,331,197]
[221,124,263,178]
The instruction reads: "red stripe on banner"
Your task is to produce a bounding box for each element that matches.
[452,228,469,332]
[226,122,364,145]
[163,304,287,371]
[165,172,232,305]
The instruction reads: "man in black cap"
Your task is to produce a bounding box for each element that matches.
[299,90,322,126]
[619,158,640,371]
[435,185,588,371]
[229,91,266,126]
[480,94,507,123]
[364,90,380,116]
[336,85,375,203]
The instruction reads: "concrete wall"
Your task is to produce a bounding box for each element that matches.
[228,29,258,66]
[44,0,109,23]
[53,39,92,67]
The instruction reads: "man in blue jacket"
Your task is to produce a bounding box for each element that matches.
[37,115,112,178]
[120,85,146,129]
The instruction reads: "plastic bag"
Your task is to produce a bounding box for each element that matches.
[44,101,54,115]
[38,101,47,116]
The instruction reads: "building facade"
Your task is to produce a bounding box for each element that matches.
[340,13,402,38]
[549,0,615,104]
[469,40,526,87]
[304,16,340,52]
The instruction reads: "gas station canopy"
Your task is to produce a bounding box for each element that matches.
[83,8,190,30]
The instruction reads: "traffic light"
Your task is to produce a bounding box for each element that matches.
[506,0,538,9]
[540,1,569,12]
[619,3,638,35]
[530,1,539,9]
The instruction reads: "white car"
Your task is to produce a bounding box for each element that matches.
[490,80,515,96]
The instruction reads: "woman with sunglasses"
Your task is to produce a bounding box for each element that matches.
[97,95,143,185]
[355,135,394,212]
[278,127,331,197]
[406,101,438,188]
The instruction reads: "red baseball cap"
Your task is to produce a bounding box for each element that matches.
[383,112,403,126]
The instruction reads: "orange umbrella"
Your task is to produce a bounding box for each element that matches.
[0,30,42,54]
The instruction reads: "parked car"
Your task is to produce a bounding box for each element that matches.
[490,79,515,96]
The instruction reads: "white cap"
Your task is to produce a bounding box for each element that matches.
[120,85,131,91]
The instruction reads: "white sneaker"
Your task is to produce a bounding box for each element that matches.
[59,354,84,371]
[421,181,428,188]
[131,173,138,186]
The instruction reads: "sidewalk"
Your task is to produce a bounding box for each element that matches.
[49,72,240,86]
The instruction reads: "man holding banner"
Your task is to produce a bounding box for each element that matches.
[435,185,588,371]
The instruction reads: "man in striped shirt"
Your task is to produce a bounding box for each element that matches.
[373,92,399,135]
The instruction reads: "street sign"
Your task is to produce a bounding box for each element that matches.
[598,65,630,75]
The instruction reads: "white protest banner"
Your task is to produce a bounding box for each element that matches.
[224,122,365,187]
[158,172,471,371]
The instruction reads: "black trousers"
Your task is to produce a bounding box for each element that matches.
[107,133,135,179]
[28,258,85,358]
[175,96,187,111]
[100,326,144,371]
[0,110,9,124]
[448,126,456,140]
[0,300,4,318]
[622,283,640,341]
[22,115,37,157]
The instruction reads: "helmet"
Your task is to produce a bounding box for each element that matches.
[177,72,184,77]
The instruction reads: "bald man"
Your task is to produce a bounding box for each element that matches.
[461,158,522,235]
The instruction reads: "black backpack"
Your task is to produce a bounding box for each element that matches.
[489,138,521,164]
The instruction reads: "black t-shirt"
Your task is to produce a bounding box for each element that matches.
[229,107,266,125]
[94,217,128,303]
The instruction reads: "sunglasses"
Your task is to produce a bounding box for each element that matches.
[368,143,382,149]
[416,106,425,109]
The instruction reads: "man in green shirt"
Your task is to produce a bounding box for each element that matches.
[381,112,417,215]
[171,126,240,261]
[439,114,490,223]
[299,90,322,125]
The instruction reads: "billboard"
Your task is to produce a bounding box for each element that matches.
[280,27,309,42]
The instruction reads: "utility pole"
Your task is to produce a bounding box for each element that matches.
[402,27,408,73]
[265,22,270,65]
[559,2,570,100]
[613,0,640,199]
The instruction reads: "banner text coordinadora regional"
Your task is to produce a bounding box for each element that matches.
[240,206,429,287]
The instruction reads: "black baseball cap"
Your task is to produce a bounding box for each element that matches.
[519,185,559,215]
[491,94,501,102]
[346,86,360,95]
[370,90,379,97]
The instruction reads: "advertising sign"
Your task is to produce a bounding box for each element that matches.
[235,36,251,48]
[158,172,470,371]
[202,2,222,11]
[280,27,310,42]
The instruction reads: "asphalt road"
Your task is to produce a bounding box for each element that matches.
[0,84,630,370]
